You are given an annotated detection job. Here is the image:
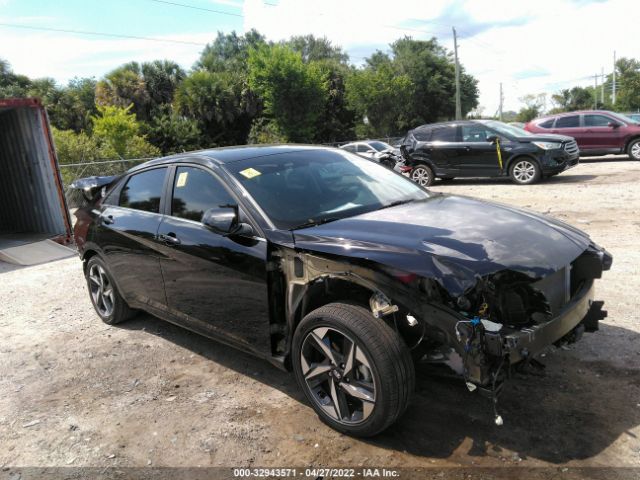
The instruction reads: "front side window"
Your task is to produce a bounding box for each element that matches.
[461,124,493,142]
[171,166,234,222]
[584,114,613,127]
[356,144,373,153]
[555,115,580,128]
[228,149,429,230]
[430,126,457,142]
[119,168,167,213]
[413,128,431,141]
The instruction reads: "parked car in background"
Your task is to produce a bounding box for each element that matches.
[525,110,640,160]
[623,112,640,123]
[72,145,611,436]
[400,120,579,186]
[341,140,401,169]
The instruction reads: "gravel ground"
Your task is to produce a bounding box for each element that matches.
[1,158,639,476]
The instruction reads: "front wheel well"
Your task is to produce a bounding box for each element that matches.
[506,153,541,172]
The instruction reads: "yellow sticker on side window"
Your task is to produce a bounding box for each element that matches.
[176,171,188,187]
[239,167,261,179]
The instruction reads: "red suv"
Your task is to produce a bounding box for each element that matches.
[525,110,640,160]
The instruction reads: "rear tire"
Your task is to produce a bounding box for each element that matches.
[292,303,414,437]
[411,164,435,187]
[509,158,541,185]
[628,139,640,160]
[85,256,135,325]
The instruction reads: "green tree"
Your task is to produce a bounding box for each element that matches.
[174,70,255,146]
[345,59,412,137]
[615,57,640,111]
[0,58,31,97]
[143,105,202,154]
[390,37,478,128]
[516,93,547,122]
[52,127,99,165]
[96,62,150,120]
[141,60,186,108]
[550,86,594,112]
[91,104,159,159]
[50,77,98,132]
[197,29,266,74]
[248,44,329,142]
[287,35,349,64]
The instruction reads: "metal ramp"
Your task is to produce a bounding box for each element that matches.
[0,234,75,266]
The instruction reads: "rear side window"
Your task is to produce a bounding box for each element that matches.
[430,126,457,142]
[555,115,580,128]
[584,114,612,127]
[342,145,356,152]
[539,118,555,128]
[119,168,166,213]
[171,166,234,222]
[412,128,431,141]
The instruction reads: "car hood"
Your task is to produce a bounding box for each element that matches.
[292,195,591,295]
[515,133,574,143]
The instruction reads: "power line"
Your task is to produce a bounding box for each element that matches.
[147,0,243,17]
[0,22,208,46]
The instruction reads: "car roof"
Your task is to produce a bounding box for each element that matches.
[535,110,618,121]
[129,145,334,173]
[412,120,479,131]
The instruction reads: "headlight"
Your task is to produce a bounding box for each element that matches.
[532,141,562,150]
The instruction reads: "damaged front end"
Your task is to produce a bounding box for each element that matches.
[406,242,612,424]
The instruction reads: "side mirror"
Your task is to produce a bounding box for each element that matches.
[608,121,620,128]
[202,206,254,237]
[486,135,498,144]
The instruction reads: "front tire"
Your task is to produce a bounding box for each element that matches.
[292,303,414,437]
[411,164,435,187]
[509,158,541,185]
[85,256,135,325]
[628,139,640,160]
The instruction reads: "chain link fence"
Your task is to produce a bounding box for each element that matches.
[59,158,150,213]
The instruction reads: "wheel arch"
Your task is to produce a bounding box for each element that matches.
[505,153,542,172]
[624,135,640,153]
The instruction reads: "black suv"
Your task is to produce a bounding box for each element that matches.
[401,120,579,186]
[73,146,610,436]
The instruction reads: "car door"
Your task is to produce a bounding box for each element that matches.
[551,114,584,147]
[582,113,626,150]
[423,125,460,174]
[451,123,503,176]
[156,164,271,356]
[98,167,169,307]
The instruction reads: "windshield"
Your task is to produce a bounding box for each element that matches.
[227,149,429,230]
[367,141,393,152]
[480,120,533,138]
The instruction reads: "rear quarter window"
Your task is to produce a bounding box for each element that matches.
[538,118,555,128]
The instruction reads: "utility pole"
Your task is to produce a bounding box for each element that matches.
[601,67,605,105]
[612,50,617,105]
[499,82,503,121]
[594,73,598,109]
[452,27,462,120]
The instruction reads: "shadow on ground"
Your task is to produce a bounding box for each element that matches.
[118,314,640,464]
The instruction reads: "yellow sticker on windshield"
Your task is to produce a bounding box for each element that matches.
[176,171,188,188]
[239,167,261,179]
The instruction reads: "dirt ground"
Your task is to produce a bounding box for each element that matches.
[1,157,639,476]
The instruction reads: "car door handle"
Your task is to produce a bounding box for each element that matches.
[463,146,471,151]
[102,214,114,225]
[159,233,181,245]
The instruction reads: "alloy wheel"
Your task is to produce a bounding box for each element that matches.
[88,264,115,317]
[631,142,640,160]
[512,160,536,183]
[411,167,432,186]
[300,327,376,425]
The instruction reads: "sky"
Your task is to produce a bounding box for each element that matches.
[1,0,638,115]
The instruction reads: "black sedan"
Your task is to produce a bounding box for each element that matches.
[73,145,610,436]
[401,120,579,186]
